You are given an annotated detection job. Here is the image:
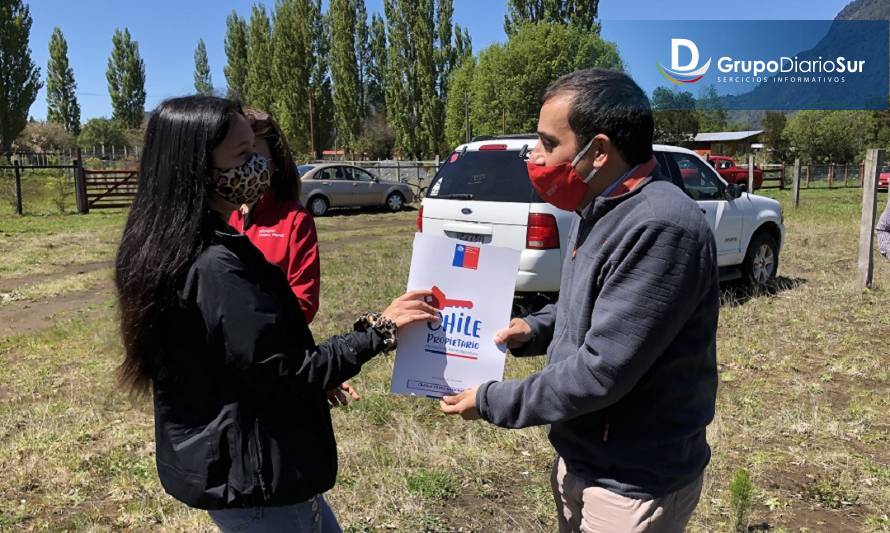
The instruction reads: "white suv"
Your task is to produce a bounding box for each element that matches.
[418,136,785,301]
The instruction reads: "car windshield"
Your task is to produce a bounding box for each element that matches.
[427,150,541,203]
[297,165,314,176]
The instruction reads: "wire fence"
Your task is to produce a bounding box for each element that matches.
[1,154,882,217]
[3,148,140,169]
[745,163,867,190]
[0,155,444,216]
[0,162,79,216]
[308,159,441,197]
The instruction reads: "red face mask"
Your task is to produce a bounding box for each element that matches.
[526,138,598,211]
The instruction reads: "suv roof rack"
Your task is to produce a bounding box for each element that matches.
[470,133,537,142]
[494,133,538,140]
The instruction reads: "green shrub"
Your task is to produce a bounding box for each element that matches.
[729,468,754,532]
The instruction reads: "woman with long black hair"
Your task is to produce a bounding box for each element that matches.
[115,95,436,532]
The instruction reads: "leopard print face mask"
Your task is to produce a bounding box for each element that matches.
[213,153,271,206]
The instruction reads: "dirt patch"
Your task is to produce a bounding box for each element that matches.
[758,464,868,532]
[778,504,866,532]
[0,260,113,294]
[321,216,412,232]
[430,470,552,532]
[318,234,388,253]
[0,284,113,338]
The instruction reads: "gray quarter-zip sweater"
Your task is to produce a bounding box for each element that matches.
[476,172,719,500]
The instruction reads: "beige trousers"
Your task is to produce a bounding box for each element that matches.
[550,457,703,533]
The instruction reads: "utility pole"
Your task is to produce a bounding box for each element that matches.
[464,89,471,144]
[308,91,316,158]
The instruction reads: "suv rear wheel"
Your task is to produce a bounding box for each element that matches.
[742,233,779,287]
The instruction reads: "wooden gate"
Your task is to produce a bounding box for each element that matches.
[82,169,138,211]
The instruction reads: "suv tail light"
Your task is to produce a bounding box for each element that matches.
[416,205,424,232]
[478,144,507,151]
[526,213,559,249]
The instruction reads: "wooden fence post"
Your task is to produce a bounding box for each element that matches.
[858,148,884,289]
[779,162,785,190]
[13,160,23,215]
[792,158,801,208]
[748,153,755,192]
[827,163,834,189]
[74,148,89,214]
[805,164,811,187]
[844,164,849,187]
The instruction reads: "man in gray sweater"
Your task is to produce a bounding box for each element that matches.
[441,69,719,532]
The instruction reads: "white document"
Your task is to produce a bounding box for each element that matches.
[391,233,521,398]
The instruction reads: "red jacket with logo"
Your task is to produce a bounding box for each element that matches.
[228,193,321,323]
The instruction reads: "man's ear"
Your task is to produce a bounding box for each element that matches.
[590,134,611,168]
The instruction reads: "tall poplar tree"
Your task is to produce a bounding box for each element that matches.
[193,38,213,95]
[414,0,439,156]
[224,11,249,99]
[330,0,361,152]
[245,4,274,110]
[46,27,81,135]
[504,0,600,35]
[367,13,387,114]
[271,0,312,153]
[308,0,335,156]
[383,0,419,157]
[0,0,42,150]
[353,0,370,117]
[106,28,146,128]
[383,0,456,157]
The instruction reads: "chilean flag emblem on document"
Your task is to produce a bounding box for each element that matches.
[452,244,480,270]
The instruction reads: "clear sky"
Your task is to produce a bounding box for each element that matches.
[25,0,853,121]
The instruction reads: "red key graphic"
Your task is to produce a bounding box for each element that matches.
[426,285,474,310]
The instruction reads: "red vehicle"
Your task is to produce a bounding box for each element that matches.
[879,165,889,191]
[706,155,764,190]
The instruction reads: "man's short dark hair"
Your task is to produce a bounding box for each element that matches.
[542,69,654,166]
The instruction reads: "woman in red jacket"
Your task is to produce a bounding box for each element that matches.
[228,109,319,322]
[228,109,358,406]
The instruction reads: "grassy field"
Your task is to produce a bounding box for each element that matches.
[0,188,888,532]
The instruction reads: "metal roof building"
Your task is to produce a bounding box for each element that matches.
[691,130,764,157]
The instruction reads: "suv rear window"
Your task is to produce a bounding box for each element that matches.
[428,150,541,203]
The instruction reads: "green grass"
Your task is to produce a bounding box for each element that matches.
[0,190,888,531]
[0,169,81,216]
[0,210,125,279]
[406,469,461,501]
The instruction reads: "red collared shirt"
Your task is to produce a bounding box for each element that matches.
[228,192,321,323]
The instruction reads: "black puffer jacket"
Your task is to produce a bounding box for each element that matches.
[152,219,384,510]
